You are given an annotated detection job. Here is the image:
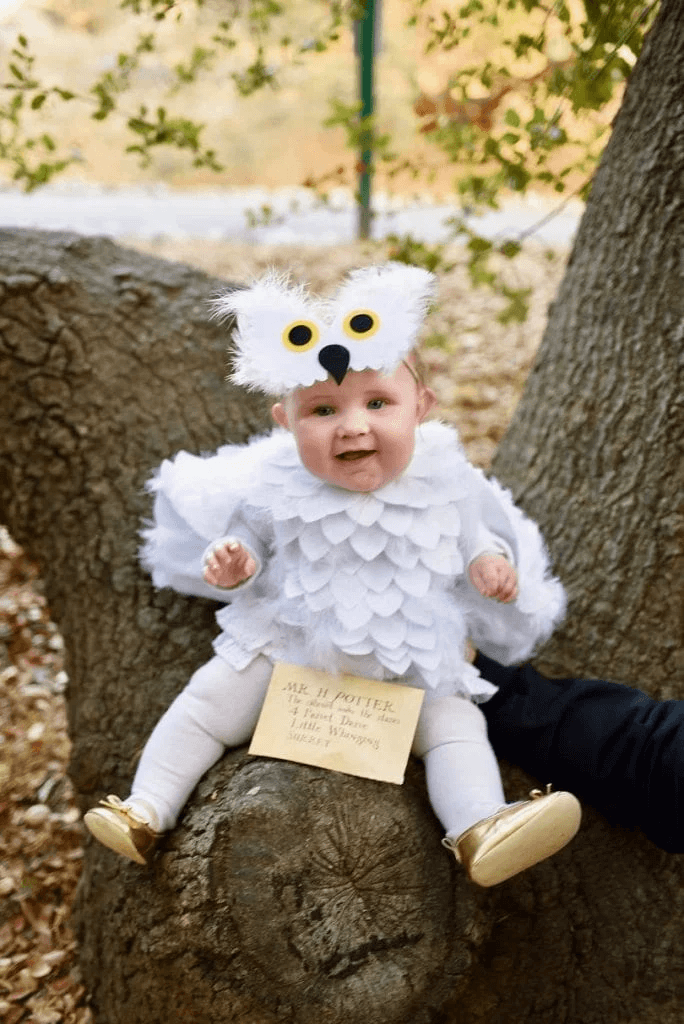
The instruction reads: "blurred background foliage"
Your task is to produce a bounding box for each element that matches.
[0,0,658,314]
[0,0,657,194]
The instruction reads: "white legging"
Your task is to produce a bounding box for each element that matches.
[131,656,506,837]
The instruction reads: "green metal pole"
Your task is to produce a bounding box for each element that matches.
[356,0,376,240]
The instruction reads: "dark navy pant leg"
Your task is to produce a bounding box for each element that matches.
[476,652,684,853]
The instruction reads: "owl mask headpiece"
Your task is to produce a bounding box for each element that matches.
[212,262,436,394]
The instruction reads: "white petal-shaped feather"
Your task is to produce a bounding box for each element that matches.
[358,556,396,593]
[410,647,442,671]
[329,620,369,646]
[330,571,369,609]
[406,623,437,650]
[335,602,374,631]
[368,615,407,649]
[298,487,356,520]
[299,559,335,593]
[366,585,404,617]
[348,525,388,561]
[339,640,375,656]
[432,504,461,537]
[276,517,304,545]
[378,505,414,536]
[393,564,432,597]
[406,513,442,550]
[419,542,464,576]
[376,651,413,676]
[304,588,336,612]
[271,499,301,522]
[282,472,322,498]
[284,575,304,599]
[346,494,384,526]
[384,536,420,569]
[298,522,332,561]
[379,476,434,508]
[320,512,356,544]
[401,596,434,626]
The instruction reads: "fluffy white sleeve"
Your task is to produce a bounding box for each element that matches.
[454,474,566,664]
[138,437,277,600]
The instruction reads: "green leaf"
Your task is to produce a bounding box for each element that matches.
[497,286,531,324]
[505,163,531,190]
[467,236,493,255]
[31,93,47,110]
[384,233,456,273]
[504,108,520,127]
[484,137,501,158]
[498,240,521,259]
[91,83,116,120]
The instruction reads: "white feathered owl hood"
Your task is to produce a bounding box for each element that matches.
[212,262,435,393]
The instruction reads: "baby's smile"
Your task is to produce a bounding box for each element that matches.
[271,363,436,491]
[336,449,377,461]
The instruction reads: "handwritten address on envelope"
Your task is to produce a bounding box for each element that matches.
[249,662,425,784]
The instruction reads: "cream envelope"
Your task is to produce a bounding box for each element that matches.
[249,662,424,784]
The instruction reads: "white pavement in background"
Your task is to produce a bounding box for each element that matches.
[0,183,583,247]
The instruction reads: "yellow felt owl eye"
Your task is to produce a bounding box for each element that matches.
[281,320,320,353]
[342,309,380,340]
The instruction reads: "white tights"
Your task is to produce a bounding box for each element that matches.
[130,656,507,838]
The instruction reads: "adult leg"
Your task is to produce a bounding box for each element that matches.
[477,652,684,853]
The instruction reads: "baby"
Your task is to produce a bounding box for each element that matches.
[84,263,581,886]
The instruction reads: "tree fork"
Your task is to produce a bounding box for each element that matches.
[1,3,683,998]
[0,230,482,1024]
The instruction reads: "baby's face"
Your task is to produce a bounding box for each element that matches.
[272,363,435,492]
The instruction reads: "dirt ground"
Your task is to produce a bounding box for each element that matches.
[0,235,570,1023]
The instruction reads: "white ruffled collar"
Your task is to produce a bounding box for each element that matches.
[257,420,469,522]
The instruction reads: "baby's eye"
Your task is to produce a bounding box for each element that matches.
[367,398,387,410]
[313,405,335,417]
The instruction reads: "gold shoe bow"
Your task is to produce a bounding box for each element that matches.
[83,795,160,865]
[443,787,581,888]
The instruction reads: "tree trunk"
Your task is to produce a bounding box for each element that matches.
[492,0,684,695]
[0,230,479,1024]
[0,2,683,1017]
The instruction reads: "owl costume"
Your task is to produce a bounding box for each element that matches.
[84,264,581,884]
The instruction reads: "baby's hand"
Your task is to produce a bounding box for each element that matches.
[469,553,518,603]
[203,540,256,589]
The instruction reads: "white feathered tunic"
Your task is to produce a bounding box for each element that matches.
[141,422,565,702]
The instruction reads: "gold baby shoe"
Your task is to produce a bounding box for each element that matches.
[84,795,160,865]
[443,788,581,888]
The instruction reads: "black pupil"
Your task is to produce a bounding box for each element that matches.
[349,313,374,334]
[288,324,313,346]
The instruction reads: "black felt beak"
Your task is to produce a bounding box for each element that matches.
[318,344,350,385]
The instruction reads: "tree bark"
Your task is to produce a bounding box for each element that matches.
[0,2,683,1018]
[0,230,479,1024]
[492,0,684,695]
